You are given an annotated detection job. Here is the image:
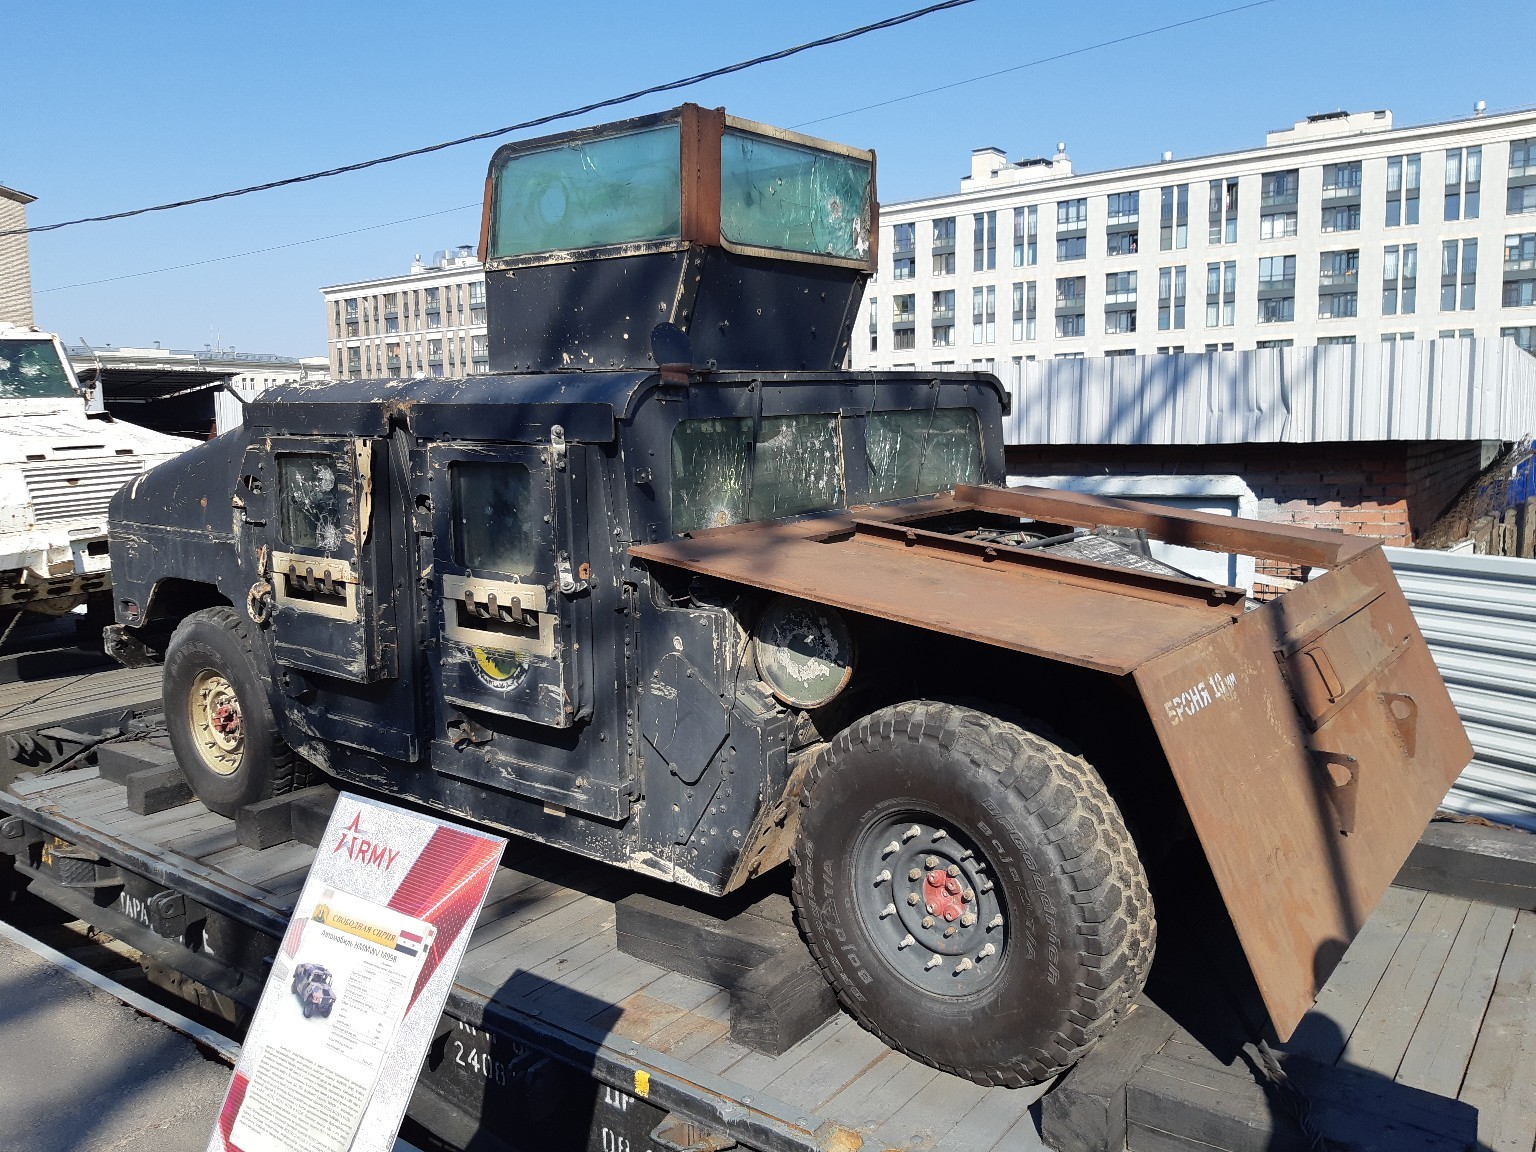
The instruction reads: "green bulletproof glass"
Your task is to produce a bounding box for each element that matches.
[864,409,983,503]
[491,124,682,259]
[669,414,845,535]
[0,339,75,400]
[719,129,872,262]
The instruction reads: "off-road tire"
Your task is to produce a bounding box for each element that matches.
[163,607,313,817]
[790,700,1155,1087]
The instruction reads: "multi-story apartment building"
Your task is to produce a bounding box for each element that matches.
[855,107,1536,377]
[321,247,488,381]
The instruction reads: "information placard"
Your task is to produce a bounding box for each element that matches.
[209,793,506,1152]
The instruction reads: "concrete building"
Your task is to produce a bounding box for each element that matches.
[320,247,487,381]
[855,106,1536,379]
[0,184,36,327]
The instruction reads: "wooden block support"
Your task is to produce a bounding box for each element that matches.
[1039,996,1179,1152]
[236,793,297,850]
[98,737,179,786]
[728,945,839,1057]
[616,888,838,1053]
[1395,819,1536,911]
[288,786,339,847]
[125,764,194,815]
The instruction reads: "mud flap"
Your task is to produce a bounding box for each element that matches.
[1134,547,1471,1038]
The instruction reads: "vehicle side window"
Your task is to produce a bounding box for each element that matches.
[452,462,535,573]
[277,453,345,552]
[865,409,983,502]
[670,414,843,534]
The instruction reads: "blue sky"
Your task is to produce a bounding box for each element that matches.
[5,0,1530,356]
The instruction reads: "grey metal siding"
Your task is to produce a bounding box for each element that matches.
[1006,340,1536,447]
[0,197,33,327]
[1386,546,1536,831]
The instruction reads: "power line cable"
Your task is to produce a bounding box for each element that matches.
[5,0,975,239]
[792,0,1280,128]
[36,203,480,294]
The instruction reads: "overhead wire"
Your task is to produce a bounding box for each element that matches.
[36,204,480,294]
[5,0,975,238]
[792,0,1280,128]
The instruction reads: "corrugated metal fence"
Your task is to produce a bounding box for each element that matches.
[1386,546,1536,831]
[1006,339,1536,447]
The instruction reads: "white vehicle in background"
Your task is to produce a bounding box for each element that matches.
[0,324,195,622]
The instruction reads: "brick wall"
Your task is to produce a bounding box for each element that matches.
[1005,440,1487,589]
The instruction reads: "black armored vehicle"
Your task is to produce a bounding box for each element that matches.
[107,105,1470,1087]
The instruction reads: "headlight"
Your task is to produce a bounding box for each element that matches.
[751,596,854,708]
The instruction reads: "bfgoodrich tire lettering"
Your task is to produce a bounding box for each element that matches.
[163,606,309,817]
[790,700,1155,1087]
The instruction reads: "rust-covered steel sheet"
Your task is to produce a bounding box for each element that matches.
[633,484,1473,1041]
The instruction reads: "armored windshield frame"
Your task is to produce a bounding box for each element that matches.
[480,104,878,272]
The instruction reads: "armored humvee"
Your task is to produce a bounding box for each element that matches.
[105,105,1471,1087]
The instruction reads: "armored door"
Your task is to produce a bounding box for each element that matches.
[250,436,396,684]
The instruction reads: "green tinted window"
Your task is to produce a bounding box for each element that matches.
[670,415,844,534]
[491,124,681,258]
[453,462,536,573]
[0,339,74,400]
[720,130,872,261]
[865,409,983,502]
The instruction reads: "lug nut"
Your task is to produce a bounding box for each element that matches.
[924,855,939,869]
[954,958,974,974]
[925,902,936,915]
[906,893,920,906]
[947,864,960,877]
[962,887,975,903]
[879,903,896,919]
[897,934,915,950]
[978,943,996,960]
[902,825,921,842]
[925,955,942,970]
[944,908,959,922]
[960,912,977,928]
[943,925,957,938]
[882,841,900,857]
[873,869,891,885]
[908,867,922,881]
[932,830,948,841]
[987,914,1004,930]
[921,915,935,929]
[959,848,974,861]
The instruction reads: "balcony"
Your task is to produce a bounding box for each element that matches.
[930,239,955,255]
[1261,190,1299,209]
[931,308,955,323]
[1319,270,1359,289]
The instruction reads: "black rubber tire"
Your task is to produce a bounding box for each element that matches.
[302,1002,315,1019]
[163,606,308,818]
[790,700,1155,1087]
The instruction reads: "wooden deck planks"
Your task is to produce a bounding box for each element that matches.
[815,1049,940,1134]
[1284,884,1425,1066]
[1458,909,1536,1152]
[1343,891,1468,1077]
[1396,901,1517,1098]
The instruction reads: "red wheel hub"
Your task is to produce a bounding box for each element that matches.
[923,870,971,922]
[212,703,241,738]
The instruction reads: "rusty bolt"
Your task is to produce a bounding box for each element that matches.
[924,855,939,869]
[908,867,922,881]
[906,893,920,906]
[962,887,975,903]
[921,915,935,929]
[960,912,977,928]
[947,864,960,877]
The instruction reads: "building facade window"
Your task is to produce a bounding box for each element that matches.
[1382,243,1418,315]
[1260,211,1298,240]
[1385,154,1421,226]
[1159,184,1189,251]
[932,289,956,346]
[1012,282,1024,341]
[1157,265,1186,331]
[1323,161,1363,196]
[1319,248,1360,318]
[973,211,997,272]
[1441,238,1478,311]
[1205,260,1236,326]
[1321,204,1362,233]
[1257,254,1295,324]
[893,222,916,280]
[932,216,956,276]
[1208,178,1238,244]
[1501,325,1536,353]
[868,296,879,352]
[1055,275,1086,339]
[1444,146,1482,220]
[972,285,996,344]
[1013,206,1037,267]
[1056,198,1087,262]
[1504,233,1536,309]
[1256,338,1294,349]
[1106,191,1139,257]
[1026,281,1037,340]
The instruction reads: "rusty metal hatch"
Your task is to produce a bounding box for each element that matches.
[633,483,1472,1039]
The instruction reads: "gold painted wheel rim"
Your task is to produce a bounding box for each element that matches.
[188,669,244,776]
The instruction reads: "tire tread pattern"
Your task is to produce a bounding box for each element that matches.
[790,700,1155,1087]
